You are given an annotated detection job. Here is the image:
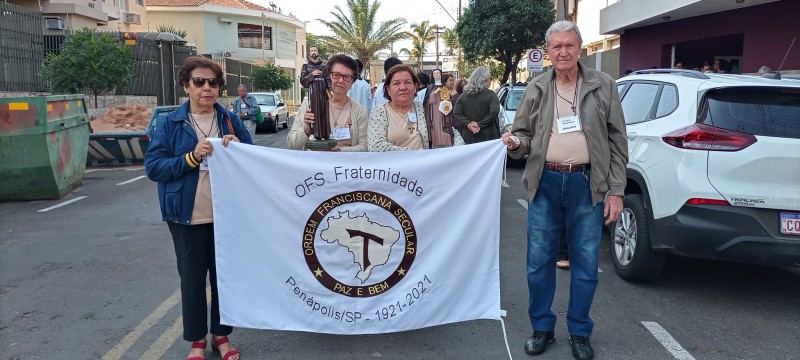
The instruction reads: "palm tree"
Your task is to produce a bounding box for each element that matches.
[402,21,436,70]
[316,0,407,69]
[441,28,458,56]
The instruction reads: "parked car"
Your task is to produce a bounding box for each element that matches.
[496,82,528,165]
[496,82,527,134]
[612,69,800,282]
[251,92,289,133]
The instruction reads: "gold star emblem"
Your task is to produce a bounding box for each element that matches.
[396,267,406,276]
[314,267,324,277]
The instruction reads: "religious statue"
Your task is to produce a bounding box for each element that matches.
[300,46,334,149]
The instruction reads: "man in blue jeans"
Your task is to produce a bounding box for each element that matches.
[502,20,628,360]
[231,84,259,139]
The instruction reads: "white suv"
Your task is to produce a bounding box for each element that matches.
[611,69,800,282]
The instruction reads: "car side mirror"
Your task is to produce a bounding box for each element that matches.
[277,102,285,107]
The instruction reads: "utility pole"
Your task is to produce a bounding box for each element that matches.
[435,26,445,69]
[457,0,463,77]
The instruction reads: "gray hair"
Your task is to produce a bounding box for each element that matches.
[463,66,491,97]
[545,20,583,47]
[237,84,248,89]
[758,65,772,74]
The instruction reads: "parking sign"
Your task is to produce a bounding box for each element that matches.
[527,49,543,72]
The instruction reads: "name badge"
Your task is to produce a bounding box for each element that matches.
[332,128,351,140]
[407,111,418,123]
[200,157,209,171]
[556,115,582,134]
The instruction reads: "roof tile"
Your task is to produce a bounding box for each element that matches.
[147,0,270,11]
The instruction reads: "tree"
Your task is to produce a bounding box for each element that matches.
[42,28,136,107]
[455,0,554,83]
[441,28,458,56]
[400,21,436,70]
[251,62,293,92]
[155,24,188,38]
[316,0,408,67]
[306,33,332,58]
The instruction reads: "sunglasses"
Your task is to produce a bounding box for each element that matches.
[190,77,221,88]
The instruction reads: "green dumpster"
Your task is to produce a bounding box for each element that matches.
[0,95,90,201]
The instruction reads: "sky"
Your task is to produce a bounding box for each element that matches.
[251,0,464,60]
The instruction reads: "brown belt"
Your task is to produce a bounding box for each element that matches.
[544,162,590,173]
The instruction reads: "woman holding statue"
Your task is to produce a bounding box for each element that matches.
[288,55,369,151]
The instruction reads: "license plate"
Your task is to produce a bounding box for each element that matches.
[780,212,800,235]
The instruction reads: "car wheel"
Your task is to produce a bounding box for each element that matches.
[281,114,288,128]
[610,194,665,282]
[266,117,278,133]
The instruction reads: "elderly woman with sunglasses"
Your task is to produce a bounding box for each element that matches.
[288,54,369,151]
[145,56,251,360]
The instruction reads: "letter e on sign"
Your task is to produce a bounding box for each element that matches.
[527,49,544,72]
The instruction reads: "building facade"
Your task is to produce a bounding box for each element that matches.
[10,0,148,32]
[600,0,799,74]
[146,0,305,106]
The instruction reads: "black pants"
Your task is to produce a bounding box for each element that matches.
[167,222,233,342]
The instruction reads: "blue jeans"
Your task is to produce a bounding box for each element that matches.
[527,169,604,337]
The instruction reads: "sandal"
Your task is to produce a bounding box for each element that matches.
[187,340,207,360]
[212,336,240,360]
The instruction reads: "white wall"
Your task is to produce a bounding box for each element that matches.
[576,0,618,46]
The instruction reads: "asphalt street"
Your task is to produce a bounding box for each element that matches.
[1,118,799,360]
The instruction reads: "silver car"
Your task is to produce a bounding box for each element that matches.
[496,83,526,134]
[251,92,289,133]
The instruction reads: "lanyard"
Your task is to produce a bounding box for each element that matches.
[554,72,580,117]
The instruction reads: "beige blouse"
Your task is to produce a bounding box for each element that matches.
[189,112,216,225]
[386,104,424,150]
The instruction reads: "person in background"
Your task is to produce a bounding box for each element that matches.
[501,20,627,360]
[622,69,634,77]
[370,57,404,112]
[758,65,772,75]
[231,84,259,139]
[453,66,500,144]
[673,61,684,69]
[423,72,458,148]
[449,76,463,133]
[415,71,430,102]
[288,55,369,152]
[701,62,713,73]
[368,64,430,151]
[347,58,372,115]
[145,55,252,360]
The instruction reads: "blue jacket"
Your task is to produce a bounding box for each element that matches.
[231,94,260,122]
[145,101,253,224]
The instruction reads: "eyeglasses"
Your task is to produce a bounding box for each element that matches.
[330,72,354,83]
[190,77,221,88]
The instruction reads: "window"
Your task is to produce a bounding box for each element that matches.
[702,87,800,139]
[238,24,271,50]
[135,0,143,5]
[253,94,276,106]
[621,83,659,124]
[506,90,524,111]
[655,84,678,118]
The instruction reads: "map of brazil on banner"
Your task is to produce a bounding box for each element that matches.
[208,140,506,334]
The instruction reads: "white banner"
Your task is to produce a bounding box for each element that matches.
[208,140,506,334]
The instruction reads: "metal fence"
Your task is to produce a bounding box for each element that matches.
[1,3,47,92]
[1,4,198,105]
